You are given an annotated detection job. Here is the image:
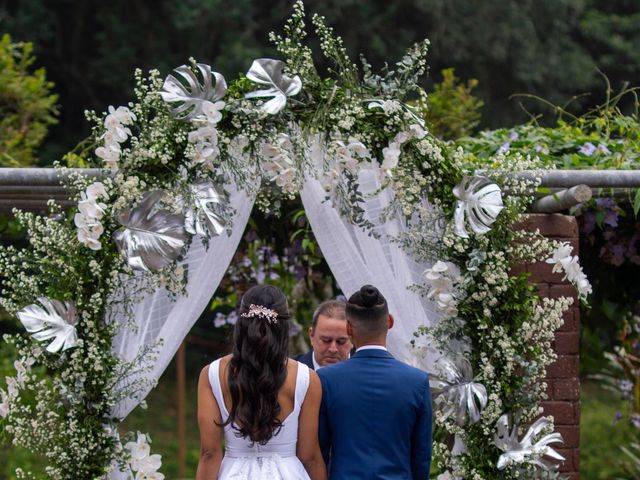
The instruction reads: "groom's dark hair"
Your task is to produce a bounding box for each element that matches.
[346,285,389,334]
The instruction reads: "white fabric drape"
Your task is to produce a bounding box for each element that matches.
[110,184,254,420]
[300,169,441,366]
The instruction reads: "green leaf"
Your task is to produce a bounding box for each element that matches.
[633,189,640,217]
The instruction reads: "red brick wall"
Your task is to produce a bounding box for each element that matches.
[519,214,581,479]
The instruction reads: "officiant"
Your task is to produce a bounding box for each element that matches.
[294,300,352,370]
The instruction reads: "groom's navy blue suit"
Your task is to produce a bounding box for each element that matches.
[317,348,432,479]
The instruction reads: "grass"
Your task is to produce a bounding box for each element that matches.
[580,381,636,480]
[120,376,201,479]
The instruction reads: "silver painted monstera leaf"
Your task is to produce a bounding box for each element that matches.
[429,355,488,426]
[494,414,565,471]
[453,176,504,238]
[184,181,226,237]
[245,58,302,114]
[114,191,187,272]
[160,63,227,121]
[18,297,78,353]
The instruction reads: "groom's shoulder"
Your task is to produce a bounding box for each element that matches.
[316,358,353,382]
[393,358,429,382]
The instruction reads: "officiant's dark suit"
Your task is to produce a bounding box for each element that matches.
[318,285,432,480]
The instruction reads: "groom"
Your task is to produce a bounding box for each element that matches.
[317,285,432,479]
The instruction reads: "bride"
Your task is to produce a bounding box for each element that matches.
[196,285,327,480]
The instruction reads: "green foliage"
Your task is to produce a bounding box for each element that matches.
[458,79,640,169]
[0,33,58,167]
[581,382,635,479]
[422,68,484,140]
[0,343,47,477]
[2,0,639,157]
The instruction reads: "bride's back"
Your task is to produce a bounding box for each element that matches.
[196,285,325,480]
[209,356,310,457]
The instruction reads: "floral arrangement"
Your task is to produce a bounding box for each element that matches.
[0,2,590,478]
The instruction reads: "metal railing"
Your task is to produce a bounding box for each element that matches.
[2,167,640,213]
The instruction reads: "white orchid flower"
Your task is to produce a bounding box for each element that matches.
[85,182,108,200]
[107,105,137,124]
[201,100,225,124]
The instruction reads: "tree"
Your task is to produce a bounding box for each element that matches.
[0,33,58,166]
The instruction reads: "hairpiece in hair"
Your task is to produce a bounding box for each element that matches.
[241,304,279,324]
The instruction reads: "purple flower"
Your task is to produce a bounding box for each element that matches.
[581,211,596,235]
[509,131,519,141]
[579,142,596,156]
[604,209,619,228]
[598,143,611,155]
[497,142,510,154]
[613,411,624,424]
[620,380,634,393]
[214,313,227,328]
[226,311,238,325]
[294,264,306,281]
[534,144,549,154]
[631,413,640,428]
[244,230,258,242]
[609,243,627,266]
[595,197,616,209]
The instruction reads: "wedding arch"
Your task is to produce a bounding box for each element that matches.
[0,3,589,479]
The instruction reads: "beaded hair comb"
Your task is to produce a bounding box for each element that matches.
[241,304,279,324]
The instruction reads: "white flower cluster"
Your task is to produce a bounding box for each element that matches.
[124,432,165,480]
[187,100,225,170]
[380,123,427,178]
[0,358,35,418]
[423,261,460,317]
[95,106,137,171]
[546,242,592,299]
[261,133,299,194]
[321,137,369,194]
[74,182,109,251]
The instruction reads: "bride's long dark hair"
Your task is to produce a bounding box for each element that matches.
[222,285,291,444]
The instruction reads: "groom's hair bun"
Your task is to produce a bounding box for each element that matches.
[346,284,389,334]
[359,285,381,307]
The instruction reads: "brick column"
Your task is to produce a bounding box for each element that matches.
[518,214,581,479]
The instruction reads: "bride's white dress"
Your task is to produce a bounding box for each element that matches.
[208,359,312,480]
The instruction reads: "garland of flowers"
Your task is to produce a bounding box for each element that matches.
[0,2,591,478]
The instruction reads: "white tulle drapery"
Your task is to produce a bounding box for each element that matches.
[300,169,442,367]
[110,184,255,421]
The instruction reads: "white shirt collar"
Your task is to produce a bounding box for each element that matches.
[356,345,388,352]
[312,351,322,370]
[312,351,351,369]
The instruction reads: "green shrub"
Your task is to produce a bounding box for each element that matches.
[422,68,484,140]
[0,33,58,167]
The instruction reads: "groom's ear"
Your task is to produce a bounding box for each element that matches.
[346,320,354,337]
[387,314,394,330]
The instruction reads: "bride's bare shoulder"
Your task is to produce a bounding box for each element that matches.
[199,354,232,381]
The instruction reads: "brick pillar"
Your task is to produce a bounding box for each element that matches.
[519,214,581,479]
